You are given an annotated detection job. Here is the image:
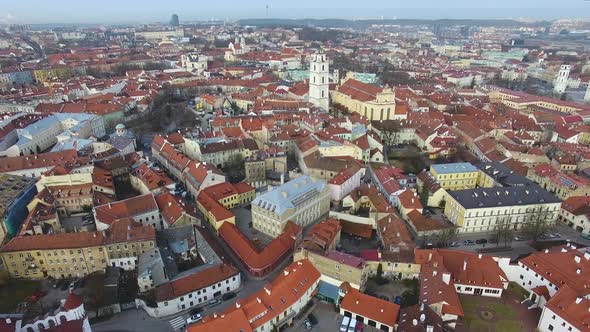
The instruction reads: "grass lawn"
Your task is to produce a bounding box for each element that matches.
[0,279,41,312]
[459,295,522,332]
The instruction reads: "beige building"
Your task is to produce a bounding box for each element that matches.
[331,76,397,121]
[294,248,366,290]
[251,175,330,238]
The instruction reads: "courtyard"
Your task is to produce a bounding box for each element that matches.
[232,206,274,247]
[456,284,540,332]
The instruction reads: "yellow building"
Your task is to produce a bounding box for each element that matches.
[196,182,255,230]
[33,66,74,83]
[444,186,561,233]
[294,248,366,290]
[0,232,107,279]
[0,219,156,279]
[364,260,421,280]
[331,77,397,121]
[429,162,479,191]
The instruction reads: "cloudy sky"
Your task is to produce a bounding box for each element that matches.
[2,0,590,24]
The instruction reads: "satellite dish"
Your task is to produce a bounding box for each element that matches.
[420,314,426,322]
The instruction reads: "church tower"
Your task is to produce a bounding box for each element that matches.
[553,64,571,94]
[309,50,330,111]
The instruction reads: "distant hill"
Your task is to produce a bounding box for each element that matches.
[238,18,550,29]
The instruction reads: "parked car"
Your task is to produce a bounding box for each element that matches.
[348,318,357,332]
[186,314,202,324]
[488,238,497,244]
[475,239,488,245]
[307,313,318,326]
[463,240,475,246]
[82,219,94,226]
[208,299,221,307]
[514,236,525,241]
[424,242,434,249]
[303,319,312,330]
[549,233,561,239]
[190,307,203,316]
[355,321,364,332]
[340,317,351,332]
[222,292,236,301]
[449,241,460,247]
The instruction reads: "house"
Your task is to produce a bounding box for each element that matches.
[188,260,321,332]
[559,196,590,233]
[429,163,479,191]
[339,282,400,332]
[327,166,365,202]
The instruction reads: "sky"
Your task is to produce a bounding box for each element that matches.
[2,0,590,24]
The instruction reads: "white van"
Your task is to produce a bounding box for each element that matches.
[340,317,351,332]
[348,318,357,332]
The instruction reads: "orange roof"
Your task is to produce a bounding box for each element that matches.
[398,189,423,210]
[302,218,341,253]
[339,283,400,327]
[155,192,185,226]
[340,220,373,239]
[192,260,320,331]
[155,264,239,302]
[104,218,155,244]
[94,194,158,226]
[337,79,383,102]
[1,231,105,252]
[545,285,590,331]
[218,222,301,274]
[0,150,79,173]
[197,191,235,221]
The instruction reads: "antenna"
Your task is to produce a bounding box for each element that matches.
[266,5,269,18]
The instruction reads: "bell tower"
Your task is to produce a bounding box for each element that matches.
[309,49,330,111]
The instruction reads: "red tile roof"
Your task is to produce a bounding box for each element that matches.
[155,264,239,302]
[339,282,400,327]
[94,194,158,226]
[1,231,105,252]
[0,150,79,173]
[545,285,590,331]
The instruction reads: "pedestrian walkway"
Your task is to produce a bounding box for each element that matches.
[169,315,187,331]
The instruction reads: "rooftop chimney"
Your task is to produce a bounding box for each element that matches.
[576,296,583,304]
[428,253,432,261]
[478,254,483,259]
[463,258,468,271]
[264,287,271,296]
[577,268,582,274]
[575,255,581,264]
[442,272,451,285]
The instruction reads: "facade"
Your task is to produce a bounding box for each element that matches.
[308,50,330,111]
[0,174,37,242]
[188,260,321,332]
[196,182,255,230]
[94,193,162,230]
[141,264,241,318]
[327,166,365,202]
[251,175,330,238]
[444,185,561,233]
[429,162,479,191]
[553,65,571,94]
[331,78,396,121]
[559,196,590,233]
[294,249,366,290]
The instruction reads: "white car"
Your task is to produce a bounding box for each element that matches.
[186,314,202,324]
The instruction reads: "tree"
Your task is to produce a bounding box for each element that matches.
[419,185,430,207]
[519,208,555,245]
[491,217,514,247]
[436,228,457,248]
[377,263,383,278]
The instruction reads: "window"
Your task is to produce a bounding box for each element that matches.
[548,325,554,331]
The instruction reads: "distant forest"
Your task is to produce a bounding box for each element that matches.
[238,18,551,29]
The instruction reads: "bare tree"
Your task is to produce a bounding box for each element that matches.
[519,207,556,245]
[491,217,513,247]
[436,228,458,248]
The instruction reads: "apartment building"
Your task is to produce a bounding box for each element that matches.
[294,249,366,290]
[444,185,561,233]
[429,162,479,191]
[251,175,330,238]
[188,260,321,332]
[196,182,255,230]
[103,218,156,271]
[558,196,590,233]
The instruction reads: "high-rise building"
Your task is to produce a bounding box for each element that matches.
[170,14,179,27]
[553,64,571,94]
[309,50,330,111]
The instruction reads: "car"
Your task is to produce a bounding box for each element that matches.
[186,314,202,324]
[208,299,221,307]
[222,292,236,301]
[303,319,312,330]
[355,321,364,332]
[475,239,488,245]
[549,233,561,239]
[348,318,357,332]
[449,241,460,247]
[424,242,434,249]
[190,307,203,316]
[340,317,351,332]
[514,236,525,241]
[82,219,94,226]
[307,313,318,326]
[463,240,475,246]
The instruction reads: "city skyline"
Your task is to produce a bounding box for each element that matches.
[2,0,590,24]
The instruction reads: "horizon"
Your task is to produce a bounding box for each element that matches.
[2,1,590,25]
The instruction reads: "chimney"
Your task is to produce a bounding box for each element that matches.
[478,253,483,259]
[428,253,432,261]
[442,272,451,285]
[575,255,581,264]
[432,270,438,277]
[577,268,582,274]
[284,270,289,276]
[585,252,590,260]
[544,249,549,253]
[108,202,111,208]
[236,302,241,309]
[561,248,568,253]
[463,258,468,271]
[576,296,583,304]
[264,287,271,296]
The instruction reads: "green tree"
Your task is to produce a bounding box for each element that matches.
[419,185,430,207]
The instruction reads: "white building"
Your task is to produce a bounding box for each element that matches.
[328,167,365,201]
[181,53,208,73]
[553,64,571,94]
[138,264,241,318]
[251,175,331,238]
[309,50,330,111]
[94,194,163,231]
